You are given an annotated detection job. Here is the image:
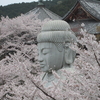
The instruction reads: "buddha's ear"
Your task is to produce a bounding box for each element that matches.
[65,48,76,64]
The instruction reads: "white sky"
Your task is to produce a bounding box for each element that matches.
[0,0,38,6]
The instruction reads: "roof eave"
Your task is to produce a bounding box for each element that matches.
[62,0,100,21]
[79,0,100,21]
[62,0,79,20]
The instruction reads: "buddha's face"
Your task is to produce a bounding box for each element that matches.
[38,43,64,72]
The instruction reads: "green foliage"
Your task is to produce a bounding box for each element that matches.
[0,2,37,18]
[0,0,99,18]
[0,0,76,18]
[49,0,77,17]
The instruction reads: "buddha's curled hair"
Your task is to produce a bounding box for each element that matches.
[37,20,76,51]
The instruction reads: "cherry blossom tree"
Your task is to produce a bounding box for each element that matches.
[0,14,43,100]
[0,15,100,100]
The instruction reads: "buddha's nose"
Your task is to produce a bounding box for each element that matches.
[38,55,43,62]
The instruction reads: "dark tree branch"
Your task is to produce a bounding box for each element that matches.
[94,52,100,67]
[26,75,56,100]
[92,47,100,67]
[22,63,56,100]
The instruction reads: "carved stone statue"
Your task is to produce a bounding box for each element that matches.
[37,20,76,86]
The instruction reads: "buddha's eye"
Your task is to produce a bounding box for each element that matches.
[65,40,70,43]
[65,41,70,43]
[42,49,50,55]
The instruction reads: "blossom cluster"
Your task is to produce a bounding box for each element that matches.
[0,15,99,100]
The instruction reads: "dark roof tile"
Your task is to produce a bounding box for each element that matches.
[63,0,100,21]
[25,2,62,21]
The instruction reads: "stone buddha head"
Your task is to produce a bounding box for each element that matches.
[37,20,76,73]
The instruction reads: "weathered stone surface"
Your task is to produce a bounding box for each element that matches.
[37,20,76,85]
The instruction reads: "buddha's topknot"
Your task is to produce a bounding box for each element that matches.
[37,20,76,51]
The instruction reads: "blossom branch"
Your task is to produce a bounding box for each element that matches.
[22,63,56,100]
[26,75,56,100]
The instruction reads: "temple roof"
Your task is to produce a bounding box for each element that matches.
[25,1,62,21]
[62,0,100,34]
[63,0,100,21]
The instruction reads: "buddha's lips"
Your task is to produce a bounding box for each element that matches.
[40,64,45,67]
